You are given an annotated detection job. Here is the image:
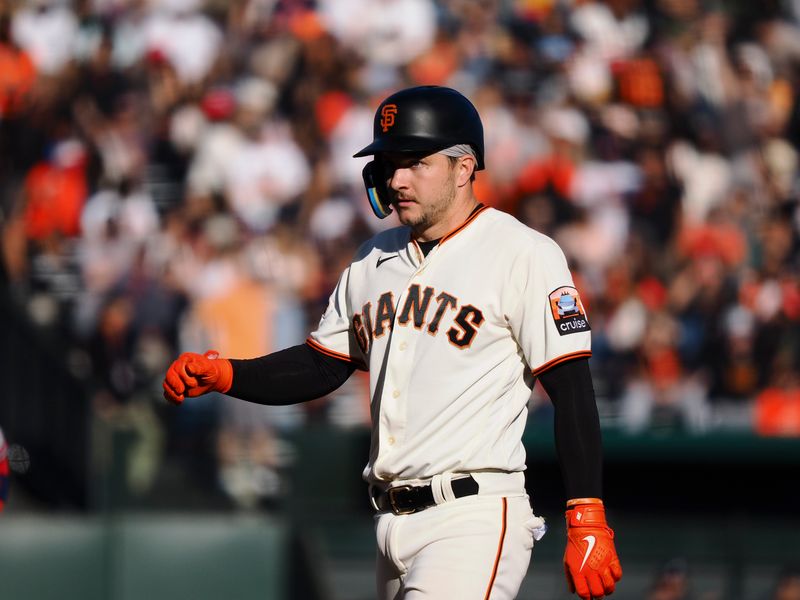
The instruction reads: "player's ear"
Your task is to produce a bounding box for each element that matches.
[454,155,476,187]
[362,159,393,219]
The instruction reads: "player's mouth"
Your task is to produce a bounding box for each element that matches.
[393,195,417,207]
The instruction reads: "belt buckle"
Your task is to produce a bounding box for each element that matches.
[388,485,415,515]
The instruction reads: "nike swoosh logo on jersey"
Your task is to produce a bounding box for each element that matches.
[377,255,398,268]
[579,535,596,571]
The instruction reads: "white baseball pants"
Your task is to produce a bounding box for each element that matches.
[374,493,545,600]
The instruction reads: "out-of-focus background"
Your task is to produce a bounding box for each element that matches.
[1,0,800,598]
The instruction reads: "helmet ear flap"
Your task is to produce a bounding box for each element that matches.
[362,160,393,219]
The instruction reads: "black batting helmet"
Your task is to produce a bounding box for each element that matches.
[353,86,485,170]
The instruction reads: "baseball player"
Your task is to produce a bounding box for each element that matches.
[163,86,622,599]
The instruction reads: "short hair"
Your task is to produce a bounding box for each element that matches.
[446,154,477,182]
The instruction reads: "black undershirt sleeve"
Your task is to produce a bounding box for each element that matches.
[227,344,356,405]
[537,357,603,500]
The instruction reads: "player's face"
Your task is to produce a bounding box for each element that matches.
[381,152,458,233]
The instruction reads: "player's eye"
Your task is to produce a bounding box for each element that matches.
[410,158,429,169]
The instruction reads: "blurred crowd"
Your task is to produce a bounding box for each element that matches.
[642,558,800,600]
[3,0,800,506]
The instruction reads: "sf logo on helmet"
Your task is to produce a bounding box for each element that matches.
[380,104,398,132]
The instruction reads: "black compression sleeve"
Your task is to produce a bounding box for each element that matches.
[538,357,603,499]
[226,343,356,405]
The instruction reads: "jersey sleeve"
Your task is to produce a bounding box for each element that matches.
[306,266,367,369]
[506,237,591,376]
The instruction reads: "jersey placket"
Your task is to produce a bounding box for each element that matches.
[375,240,434,470]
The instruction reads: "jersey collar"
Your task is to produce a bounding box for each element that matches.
[439,203,488,246]
[410,203,488,253]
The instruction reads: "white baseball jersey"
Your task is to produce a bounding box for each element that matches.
[308,206,591,485]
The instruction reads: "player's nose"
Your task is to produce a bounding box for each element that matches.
[387,166,410,191]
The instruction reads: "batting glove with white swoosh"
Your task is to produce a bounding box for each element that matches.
[564,498,622,599]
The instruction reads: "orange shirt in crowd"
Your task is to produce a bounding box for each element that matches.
[755,386,800,437]
[500,153,575,215]
[195,280,274,358]
[616,57,664,109]
[23,161,87,241]
[0,42,36,117]
[678,222,747,267]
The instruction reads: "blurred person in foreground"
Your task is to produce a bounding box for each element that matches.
[771,565,800,600]
[163,86,621,599]
[0,426,8,512]
[645,558,697,600]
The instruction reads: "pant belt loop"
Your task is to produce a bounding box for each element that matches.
[368,483,381,512]
[440,472,457,503]
[430,473,447,506]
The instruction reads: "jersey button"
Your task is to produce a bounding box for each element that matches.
[388,436,395,445]
[392,390,400,398]
[398,342,407,351]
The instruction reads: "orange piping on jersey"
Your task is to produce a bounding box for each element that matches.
[483,497,508,600]
[531,350,592,377]
[440,204,489,246]
[305,338,367,370]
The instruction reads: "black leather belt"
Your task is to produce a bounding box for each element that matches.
[372,476,480,515]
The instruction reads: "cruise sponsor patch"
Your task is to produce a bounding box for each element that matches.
[549,286,590,336]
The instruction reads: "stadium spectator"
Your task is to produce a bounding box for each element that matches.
[2,0,800,504]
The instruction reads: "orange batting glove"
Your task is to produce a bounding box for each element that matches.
[162,351,233,405]
[564,498,622,599]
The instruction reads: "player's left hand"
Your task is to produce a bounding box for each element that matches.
[563,498,622,599]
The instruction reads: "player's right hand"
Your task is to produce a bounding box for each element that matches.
[563,498,622,599]
[162,351,233,405]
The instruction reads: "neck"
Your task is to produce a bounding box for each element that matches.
[413,192,479,242]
